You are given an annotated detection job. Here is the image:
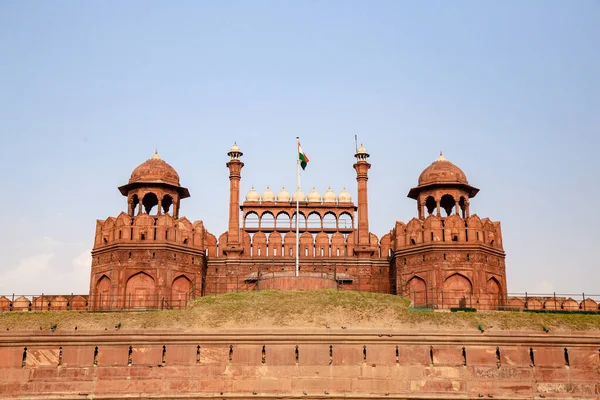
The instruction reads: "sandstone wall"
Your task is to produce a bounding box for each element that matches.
[1,329,598,399]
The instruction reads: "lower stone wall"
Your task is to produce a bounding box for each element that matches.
[1,330,599,399]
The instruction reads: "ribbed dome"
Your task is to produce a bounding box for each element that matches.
[292,189,307,203]
[418,154,468,186]
[323,187,337,203]
[357,145,367,154]
[307,187,321,203]
[338,187,352,203]
[129,151,180,186]
[276,187,290,203]
[261,186,275,202]
[245,186,260,202]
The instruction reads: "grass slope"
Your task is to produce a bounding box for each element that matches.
[1,290,600,333]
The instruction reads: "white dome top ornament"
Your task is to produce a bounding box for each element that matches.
[245,186,260,202]
[338,187,352,203]
[323,186,337,203]
[292,189,307,203]
[307,187,322,203]
[261,186,275,202]
[276,187,290,203]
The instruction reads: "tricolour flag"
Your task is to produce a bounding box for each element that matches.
[298,142,310,170]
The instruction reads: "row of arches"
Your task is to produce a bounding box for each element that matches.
[95,273,192,310]
[422,194,468,218]
[244,211,354,231]
[405,273,504,310]
[129,192,177,217]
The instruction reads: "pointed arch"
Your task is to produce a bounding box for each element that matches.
[486,277,503,309]
[292,212,307,229]
[443,273,472,309]
[406,276,427,307]
[307,211,322,229]
[323,212,337,229]
[260,211,275,229]
[244,212,259,229]
[96,275,111,311]
[276,212,291,231]
[171,275,191,309]
[125,272,156,309]
[142,192,159,214]
[338,212,353,229]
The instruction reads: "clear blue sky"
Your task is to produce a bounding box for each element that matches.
[0,1,598,295]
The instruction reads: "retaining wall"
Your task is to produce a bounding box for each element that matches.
[1,329,599,399]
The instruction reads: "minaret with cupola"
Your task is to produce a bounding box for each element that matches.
[225,143,244,256]
[353,144,372,258]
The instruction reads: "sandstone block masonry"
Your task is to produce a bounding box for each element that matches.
[1,329,598,399]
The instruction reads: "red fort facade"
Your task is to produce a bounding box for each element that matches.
[89,144,506,310]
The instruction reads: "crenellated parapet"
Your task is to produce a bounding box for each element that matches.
[93,212,211,250]
[390,214,504,250]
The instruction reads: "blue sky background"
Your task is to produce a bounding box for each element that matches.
[0,1,598,295]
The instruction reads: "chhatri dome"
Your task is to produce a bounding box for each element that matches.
[292,189,307,203]
[261,187,275,202]
[338,187,352,203]
[276,187,290,203]
[417,153,469,186]
[307,187,322,203]
[129,150,180,187]
[245,186,260,202]
[323,187,337,203]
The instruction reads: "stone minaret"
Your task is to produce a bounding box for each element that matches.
[353,144,372,257]
[225,143,244,256]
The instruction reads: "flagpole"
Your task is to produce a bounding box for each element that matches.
[295,137,300,277]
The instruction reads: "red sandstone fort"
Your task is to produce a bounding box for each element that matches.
[3,144,600,400]
[88,143,506,311]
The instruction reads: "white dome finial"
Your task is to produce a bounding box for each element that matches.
[151,149,161,160]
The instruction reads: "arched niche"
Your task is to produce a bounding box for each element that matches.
[125,272,156,309]
[443,273,472,309]
[406,276,427,307]
[96,275,111,311]
[171,275,191,309]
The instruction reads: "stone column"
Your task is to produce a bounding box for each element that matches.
[455,200,460,216]
[225,144,244,256]
[353,145,372,258]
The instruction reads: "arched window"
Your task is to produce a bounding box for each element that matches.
[276,212,290,230]
[338,213,353,229]
[323,212,337,229]
[440,194,456,217]
[245,212,259,229]
[261,212,275,229]
[142,193,159,214]
[292,212,306,229]
[307,212,321,229]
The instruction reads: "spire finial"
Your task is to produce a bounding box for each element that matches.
[151,149,161,160]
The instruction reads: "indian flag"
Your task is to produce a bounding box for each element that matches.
[298,142,310,170]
